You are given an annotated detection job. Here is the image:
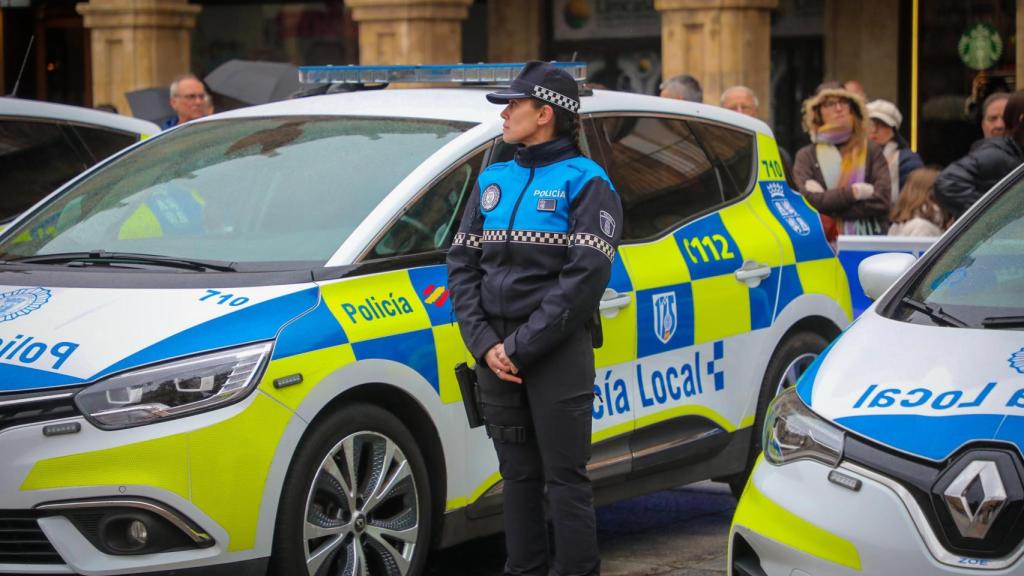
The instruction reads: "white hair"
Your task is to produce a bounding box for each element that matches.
[720,85,759,108]
[169,74,202,97]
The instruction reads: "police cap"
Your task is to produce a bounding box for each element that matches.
[486,61,580,114]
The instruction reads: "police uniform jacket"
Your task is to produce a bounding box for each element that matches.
[447,137,622,370]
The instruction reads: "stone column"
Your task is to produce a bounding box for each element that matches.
[77,0,201,116]
[1017,0,1024,89]
[346,0,474,65]
[655,0,777,114]
[487,0,541,63]
[823,0,899,103]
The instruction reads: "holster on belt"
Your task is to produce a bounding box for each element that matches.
[454,362,484,428]
[590,309,604,349]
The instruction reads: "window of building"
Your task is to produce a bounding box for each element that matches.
[587,115,726,241]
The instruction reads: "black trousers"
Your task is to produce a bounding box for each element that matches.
[476,328,599,576]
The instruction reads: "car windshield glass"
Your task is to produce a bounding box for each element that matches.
[0,116,473,266]
[896,178,1024,328]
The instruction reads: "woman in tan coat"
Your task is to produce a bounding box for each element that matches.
[792,86,892,239]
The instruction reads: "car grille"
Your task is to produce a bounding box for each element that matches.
[0,388,82,434]
[0,511,63,564]
[845,436,1024,559]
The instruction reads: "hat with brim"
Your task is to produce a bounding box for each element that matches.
[486,61,580,113]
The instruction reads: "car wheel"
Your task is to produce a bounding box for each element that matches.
[271,403,432,576]
[728,331,829,498]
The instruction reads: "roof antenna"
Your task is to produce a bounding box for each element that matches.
[10,35,35,97]
[571,51,578,62]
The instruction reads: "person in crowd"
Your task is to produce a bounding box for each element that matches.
[792,84,892,239]
[980,92,1009,140]
[889,167,948,236]
[935,91,1024,218]
[844,79,867,101]
[660,74,703,102]
[448,61,620,576]
[720,85,796,187]
[866,99,924,196]
[164,74,213,130]
[720,85,758,116]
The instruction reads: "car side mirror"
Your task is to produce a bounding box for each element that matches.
[858,253,917,301]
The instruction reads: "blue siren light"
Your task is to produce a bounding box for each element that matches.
[297,62,588,85]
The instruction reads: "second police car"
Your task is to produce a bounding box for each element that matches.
[0,64,850,575]
[730,165,1024,575]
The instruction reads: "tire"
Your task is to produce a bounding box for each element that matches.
[728,331,829,498]
[271,403,432,576]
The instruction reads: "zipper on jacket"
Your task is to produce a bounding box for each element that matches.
[497,166,535,320]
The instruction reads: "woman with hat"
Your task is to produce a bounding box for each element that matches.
[792,85,892,239]
[866,99,923,197]
[447,61,620,576]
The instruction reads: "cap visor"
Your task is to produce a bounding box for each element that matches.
[486,91,529,104]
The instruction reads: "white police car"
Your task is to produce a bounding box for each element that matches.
[0,64,851,576]
[730,164,1024,575]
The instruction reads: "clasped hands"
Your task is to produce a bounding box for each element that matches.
[803,179,874,200]
[486,343,522,384]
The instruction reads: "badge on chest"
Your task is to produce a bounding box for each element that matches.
[537,198,557,212]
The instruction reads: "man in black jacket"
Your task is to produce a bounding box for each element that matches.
[936,91,1024,218]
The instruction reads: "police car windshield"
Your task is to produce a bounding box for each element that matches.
[896,179,1024,329]
[0,116,473,266]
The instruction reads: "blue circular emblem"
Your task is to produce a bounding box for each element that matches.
[0,287,52,322]
[1010,347,1024,374]
[481,184,501,211]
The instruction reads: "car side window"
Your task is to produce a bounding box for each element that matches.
[369,149,485,258]
[68,124,138,164]
[688,121,755,201]
[588,115,725,241]
[0,118,89,221]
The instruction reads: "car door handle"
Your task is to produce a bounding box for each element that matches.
[599,289,631,319]
[734,260,772,288]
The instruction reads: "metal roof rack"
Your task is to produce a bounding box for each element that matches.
[297,62,587,86]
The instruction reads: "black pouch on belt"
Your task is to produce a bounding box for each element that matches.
[591,308,604,349]
[454,362,484,428]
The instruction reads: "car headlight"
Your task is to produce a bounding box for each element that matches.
[763,387,845,467]
[75,342,271,430]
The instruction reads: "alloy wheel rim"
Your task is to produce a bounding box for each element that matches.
[773,352,818,399]
[303,430,419,576]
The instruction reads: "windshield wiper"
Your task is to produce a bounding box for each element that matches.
[981,315,1024,329]
[6,251,237,272]
[900,296,968,328]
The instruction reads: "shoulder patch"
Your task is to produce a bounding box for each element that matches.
[481,184,501,211]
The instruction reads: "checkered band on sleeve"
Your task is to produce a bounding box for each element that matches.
[570,233,615,261]
[453,232,482,249]
[482,230,507,243]
[532,85,580,113]
[509,230,569,245]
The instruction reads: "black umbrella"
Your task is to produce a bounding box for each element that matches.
[125,86,174,125]
[204,60,304,105]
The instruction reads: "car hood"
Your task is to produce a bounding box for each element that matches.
[797,312,1024,462]
[0,283,318,393]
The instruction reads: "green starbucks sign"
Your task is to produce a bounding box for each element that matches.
[958,23,1003,71]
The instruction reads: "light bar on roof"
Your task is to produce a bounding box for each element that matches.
[297,62,587,85]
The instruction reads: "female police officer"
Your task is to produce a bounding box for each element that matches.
[447,61,622,576]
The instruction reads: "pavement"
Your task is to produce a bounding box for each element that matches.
[426,481,737,575]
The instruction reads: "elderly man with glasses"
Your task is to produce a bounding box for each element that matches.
[163,74,213,130]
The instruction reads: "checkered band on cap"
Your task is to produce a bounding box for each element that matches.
[532,85,579,113]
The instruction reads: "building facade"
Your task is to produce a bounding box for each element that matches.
[1,0,1020,165]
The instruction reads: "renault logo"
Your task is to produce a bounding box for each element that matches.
[943,460,1007,539]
